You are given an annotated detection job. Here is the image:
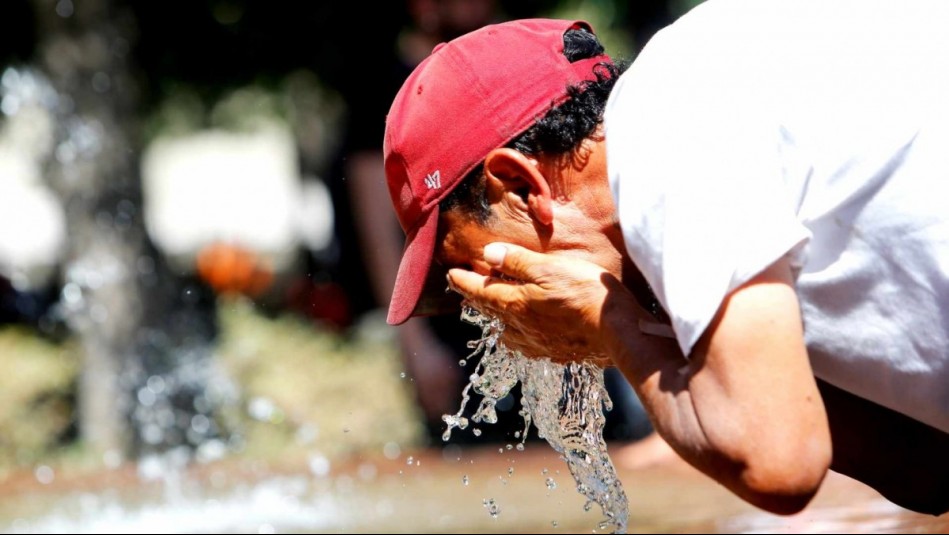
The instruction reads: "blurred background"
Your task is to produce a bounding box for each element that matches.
[4,2,949,534]
[0,1,727,533]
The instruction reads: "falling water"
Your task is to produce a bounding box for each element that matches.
[442,306,629,534]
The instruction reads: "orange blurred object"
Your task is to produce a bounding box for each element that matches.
[196,242,274,298]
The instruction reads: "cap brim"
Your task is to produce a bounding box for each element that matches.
[386,208,462,325]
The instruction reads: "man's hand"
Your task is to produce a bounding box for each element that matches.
[446,242,637,364]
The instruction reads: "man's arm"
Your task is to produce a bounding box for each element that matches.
[449,247,831,514]
[602,256,831,514]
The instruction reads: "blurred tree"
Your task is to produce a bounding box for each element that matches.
[26,0,220,459]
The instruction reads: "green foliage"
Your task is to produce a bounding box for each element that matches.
[0,298,427,472]
[0,328,78,468]
[671,0,707,17]
[213,297,426,463]
[544,0,636,59]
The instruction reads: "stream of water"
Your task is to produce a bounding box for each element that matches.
[442,306,629,533]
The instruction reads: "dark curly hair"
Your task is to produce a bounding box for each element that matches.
[439,27,630,222]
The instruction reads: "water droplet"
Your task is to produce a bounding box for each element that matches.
[508,467,514,476]
[146,375,166,394]
[458,359,467,366]
[1,95,18,116]
[102,449,122,469]
[514,431,521,439]
[505,444,513,451]
[136,388,156,407]
[406,456,414,465]
[91,72,111,93]
[62,282,82,306]
[542,468,549,475]
[358,463,377,481]
[247,397,276,421]
[137,256,155,275]
[400,372,406,379]
[55,0,73,18]
[383,442,401,460]
[482,498,500,518]
[462,475,469,486]
[546,477,557,490]
[34,465,54,485]
[551,520,559,528]
[472,428,482,437]
[191,414,211,434]
[295,424,318,445]
[308,454,330,477]
[515,443,525,451]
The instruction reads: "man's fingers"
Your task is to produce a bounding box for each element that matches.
[447,267,522,311]
[482,242,545,281]
[483,243,508,266]
[446,268,486,295]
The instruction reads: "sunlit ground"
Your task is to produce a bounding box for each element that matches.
[1,298,947,533]
[2,438,947,533]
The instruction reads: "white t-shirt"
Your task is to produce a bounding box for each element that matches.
[605,0,949,433]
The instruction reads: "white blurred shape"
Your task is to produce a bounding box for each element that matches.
[0,144,66,289]
[142,124,324,273]
[295,175,334,254]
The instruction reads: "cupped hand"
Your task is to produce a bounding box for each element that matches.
[446,242,631,366]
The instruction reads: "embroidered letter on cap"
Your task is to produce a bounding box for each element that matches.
[424,170,441,190]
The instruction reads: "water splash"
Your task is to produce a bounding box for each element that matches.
[482,498,500,519]
[443,306,629,533]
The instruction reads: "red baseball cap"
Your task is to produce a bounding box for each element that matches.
[383,18,611,325]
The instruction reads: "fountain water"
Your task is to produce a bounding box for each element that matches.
[443,306,630,533]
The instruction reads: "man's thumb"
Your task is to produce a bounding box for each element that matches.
[483,243,509,267]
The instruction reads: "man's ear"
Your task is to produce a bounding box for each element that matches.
[483,147,553,226]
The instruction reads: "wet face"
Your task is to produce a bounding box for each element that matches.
[434,207,501,276]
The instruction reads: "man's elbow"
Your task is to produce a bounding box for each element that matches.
[739,438,832,515]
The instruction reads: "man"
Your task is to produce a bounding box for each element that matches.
[381,1,949,516]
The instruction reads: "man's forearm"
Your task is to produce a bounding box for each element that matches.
[601,268,830,514]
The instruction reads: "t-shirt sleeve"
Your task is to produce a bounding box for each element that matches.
[604,27,811,357]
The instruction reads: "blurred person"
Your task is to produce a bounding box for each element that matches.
[380,3,949,517]
[331,0,509,442]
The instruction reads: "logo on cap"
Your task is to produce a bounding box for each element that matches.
[424,170,441,190]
